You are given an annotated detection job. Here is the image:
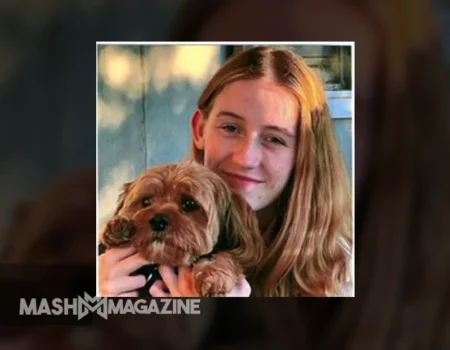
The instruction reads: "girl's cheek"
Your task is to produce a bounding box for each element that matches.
[267,151,295,173]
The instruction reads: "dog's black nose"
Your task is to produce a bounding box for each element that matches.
[149,214,171,232]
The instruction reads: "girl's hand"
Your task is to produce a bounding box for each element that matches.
[149,265,252,297]
[98,246,149,297]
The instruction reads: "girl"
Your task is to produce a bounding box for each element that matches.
[99,46,353,297]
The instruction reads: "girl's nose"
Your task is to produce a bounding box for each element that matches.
[231,137,262,169]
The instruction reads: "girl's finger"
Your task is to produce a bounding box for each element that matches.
[102,275,146,296]
[158,265,179,294]
[227,276,251,297]
[178,266,196,295]
[115,253,151,277]
[104,246,137,263]
[150,279,171,297]
[118,291,139,297]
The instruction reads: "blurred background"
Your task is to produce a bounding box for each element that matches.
[97,43,353,228]
[0,0,189,252]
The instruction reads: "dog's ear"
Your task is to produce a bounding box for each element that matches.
[99,181,133,252]
[220,192,264,271]
[114,181,134,216]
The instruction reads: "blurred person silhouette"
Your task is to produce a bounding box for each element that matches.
[167,0,450,349]
[0,0,449,349]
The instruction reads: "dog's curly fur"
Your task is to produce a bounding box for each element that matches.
[100,160,264,297]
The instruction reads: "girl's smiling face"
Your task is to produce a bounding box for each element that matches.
[192,78,299,211]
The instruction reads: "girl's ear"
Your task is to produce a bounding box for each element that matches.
[191,109,206,150]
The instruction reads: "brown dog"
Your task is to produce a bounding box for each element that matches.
[100,160,264,297]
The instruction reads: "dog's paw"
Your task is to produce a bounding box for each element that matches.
[192,262,236,297]
[102,217,136,247]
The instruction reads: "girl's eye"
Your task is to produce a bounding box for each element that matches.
[266,136,287,146]
[142,197,152,207]
[221,125,239,133]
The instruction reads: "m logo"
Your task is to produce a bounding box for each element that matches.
[77,293,108,320]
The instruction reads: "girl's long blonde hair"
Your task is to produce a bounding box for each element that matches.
[190,46,352,296]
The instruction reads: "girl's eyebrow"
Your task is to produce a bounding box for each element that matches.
[217,110,296,139]
[265,126,296,139]
[216,110,243,120]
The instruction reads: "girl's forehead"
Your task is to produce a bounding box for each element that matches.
[220,79,297,102]
[212,79,300,125]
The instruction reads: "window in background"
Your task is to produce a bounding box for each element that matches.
[291,45,351,91]
[226,45,352,91]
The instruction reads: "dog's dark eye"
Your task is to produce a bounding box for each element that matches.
[180,194,200,212]
[142,197,152,207]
